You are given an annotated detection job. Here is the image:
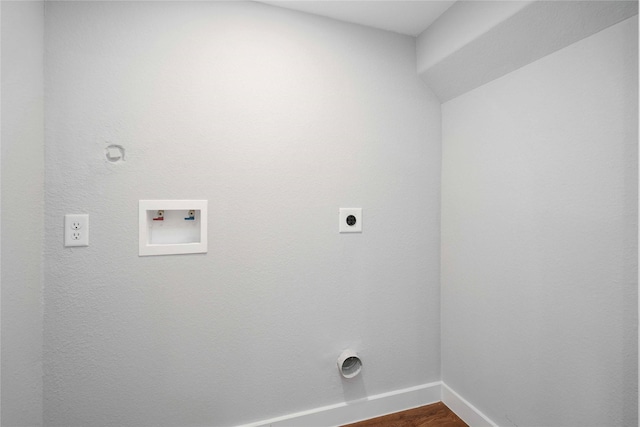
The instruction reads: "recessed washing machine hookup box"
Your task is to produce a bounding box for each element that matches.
[139,200,207,256]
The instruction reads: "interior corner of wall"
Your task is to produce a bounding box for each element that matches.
[417,69,443,105]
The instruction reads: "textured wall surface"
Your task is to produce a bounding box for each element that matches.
[43,2,441,426]
[1,1,44,426]
[441,16,638,427]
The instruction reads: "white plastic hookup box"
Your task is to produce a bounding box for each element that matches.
[139,200,208,256]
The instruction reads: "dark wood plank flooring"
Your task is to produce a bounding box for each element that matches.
[342,402,468,427]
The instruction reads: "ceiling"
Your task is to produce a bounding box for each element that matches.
[258,1,457,36]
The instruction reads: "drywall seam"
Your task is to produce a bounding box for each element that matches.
[239,382,442,427]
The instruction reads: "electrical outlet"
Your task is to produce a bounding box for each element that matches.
[65,214,89,247]
[339,208,362,233]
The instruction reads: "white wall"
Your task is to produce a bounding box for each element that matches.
[417,0,532,73]
[417,0,638,103]
[43,2,441,426]
[1,1,45,426]
[441,15,638,427]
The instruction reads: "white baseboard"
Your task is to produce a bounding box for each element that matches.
[441,382,498,427]
[239,381,498,427]
[239,381,442,427]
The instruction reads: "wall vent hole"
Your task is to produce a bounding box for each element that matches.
[339,355,362,378]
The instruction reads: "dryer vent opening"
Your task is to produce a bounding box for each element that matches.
[337,350,362,379]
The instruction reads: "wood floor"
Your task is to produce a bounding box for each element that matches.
[342,402,468,427]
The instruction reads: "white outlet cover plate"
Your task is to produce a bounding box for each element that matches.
[339,208,362,233]
[65,214,89,247]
